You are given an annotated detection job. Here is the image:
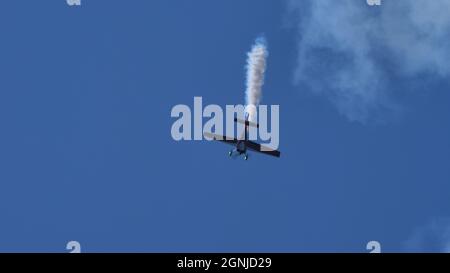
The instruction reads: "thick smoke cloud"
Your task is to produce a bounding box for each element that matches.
[405,218,450,253]
[288,0,450,123]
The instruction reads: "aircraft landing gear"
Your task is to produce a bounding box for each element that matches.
[228,150,233,157]
[244,154,249,161]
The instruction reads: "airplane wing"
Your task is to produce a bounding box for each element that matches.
[204,132,238,145]
[245,141,281,158]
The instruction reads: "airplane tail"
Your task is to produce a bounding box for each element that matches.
[234,117,259,128]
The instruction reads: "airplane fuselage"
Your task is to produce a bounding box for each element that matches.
[236,140,247,154]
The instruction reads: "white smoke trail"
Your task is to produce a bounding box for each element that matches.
[245,37,268,122]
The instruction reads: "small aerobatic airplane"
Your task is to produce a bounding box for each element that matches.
[204,116,281,160]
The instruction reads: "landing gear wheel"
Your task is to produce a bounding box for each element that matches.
[244,154,248,160]
[228,151,233,156]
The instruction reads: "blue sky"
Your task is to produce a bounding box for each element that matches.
[0,0,449,252]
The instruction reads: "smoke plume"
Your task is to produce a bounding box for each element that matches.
[288,0,450,123]
[245,37,268,122]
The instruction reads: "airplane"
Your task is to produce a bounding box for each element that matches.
[204,115,281,160]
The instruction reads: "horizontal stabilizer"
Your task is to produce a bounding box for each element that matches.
[234,117,259,128]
